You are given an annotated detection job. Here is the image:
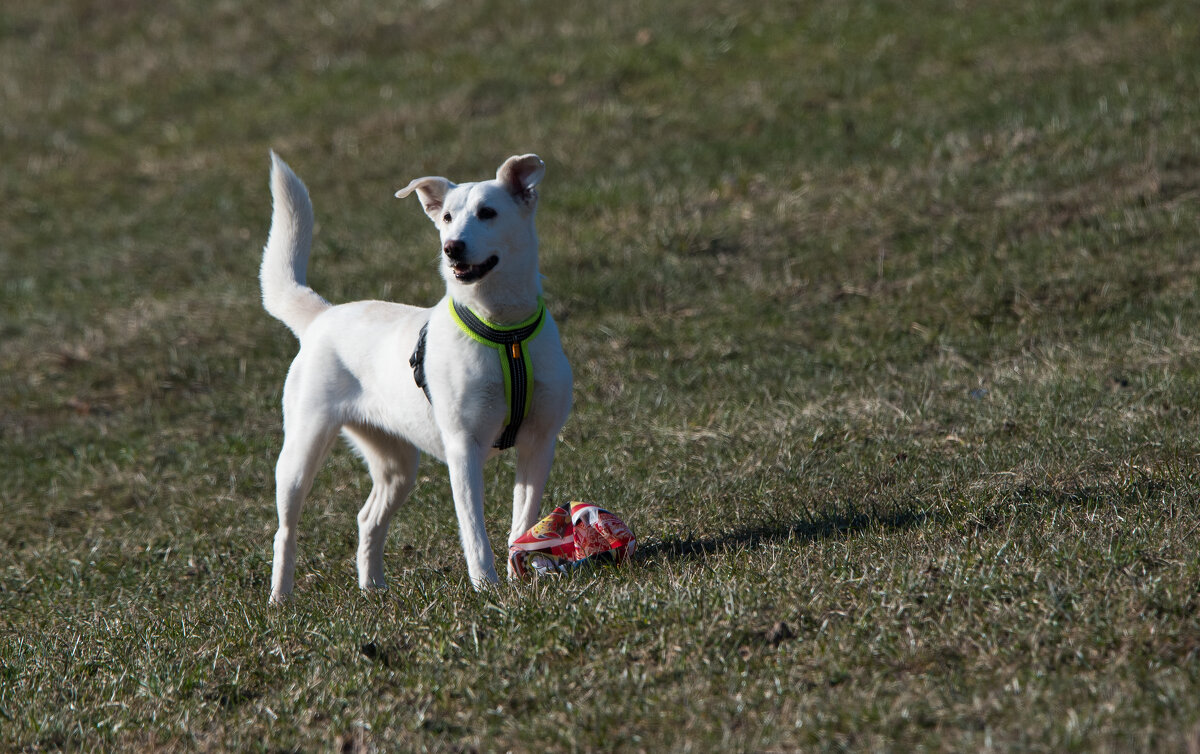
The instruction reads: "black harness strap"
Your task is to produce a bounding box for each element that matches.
[410,320,432,403]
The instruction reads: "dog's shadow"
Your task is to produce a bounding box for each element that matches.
[632,506,928,565]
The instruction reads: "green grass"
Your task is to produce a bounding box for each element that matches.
[3,0,1200,750]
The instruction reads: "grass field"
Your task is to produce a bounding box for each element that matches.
[3,0,1200,750]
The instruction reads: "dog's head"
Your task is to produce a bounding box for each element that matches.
[396,155,545,291]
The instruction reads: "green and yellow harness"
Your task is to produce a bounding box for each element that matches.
[410,297,547,450]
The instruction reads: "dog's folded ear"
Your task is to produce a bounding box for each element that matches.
[396,176,455,221]
[497,154,545,204]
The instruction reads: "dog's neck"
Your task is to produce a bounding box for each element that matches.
[448,260,543,325]
[453,286,542,325]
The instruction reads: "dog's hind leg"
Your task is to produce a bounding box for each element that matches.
[343,425,419,591]
[270,416,340,603]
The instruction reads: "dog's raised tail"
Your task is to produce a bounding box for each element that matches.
[261,151,330,339]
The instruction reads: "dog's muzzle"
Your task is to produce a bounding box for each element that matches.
[443,239,498,283]
[450,255,499,283]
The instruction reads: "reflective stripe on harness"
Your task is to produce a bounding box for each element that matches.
[410,297,547,450]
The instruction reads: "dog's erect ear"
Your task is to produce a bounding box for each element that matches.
[496,154,545,204]
[395,176,455,221]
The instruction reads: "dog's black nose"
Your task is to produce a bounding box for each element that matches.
[443,240,467,261]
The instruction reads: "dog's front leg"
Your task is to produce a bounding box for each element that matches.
[445,441,499,588]
[508,440,557,576]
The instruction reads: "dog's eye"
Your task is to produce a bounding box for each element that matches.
[442,212,452,223]
[477,207,497,220]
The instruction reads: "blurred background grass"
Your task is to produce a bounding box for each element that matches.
[3,0,1200,751]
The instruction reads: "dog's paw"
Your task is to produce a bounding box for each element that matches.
[469,569,501,591]
[358,573,388,591]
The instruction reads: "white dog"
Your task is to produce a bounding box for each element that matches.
[260,152,572,601]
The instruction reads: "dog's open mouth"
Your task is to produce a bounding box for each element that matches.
[451,255,498,283]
